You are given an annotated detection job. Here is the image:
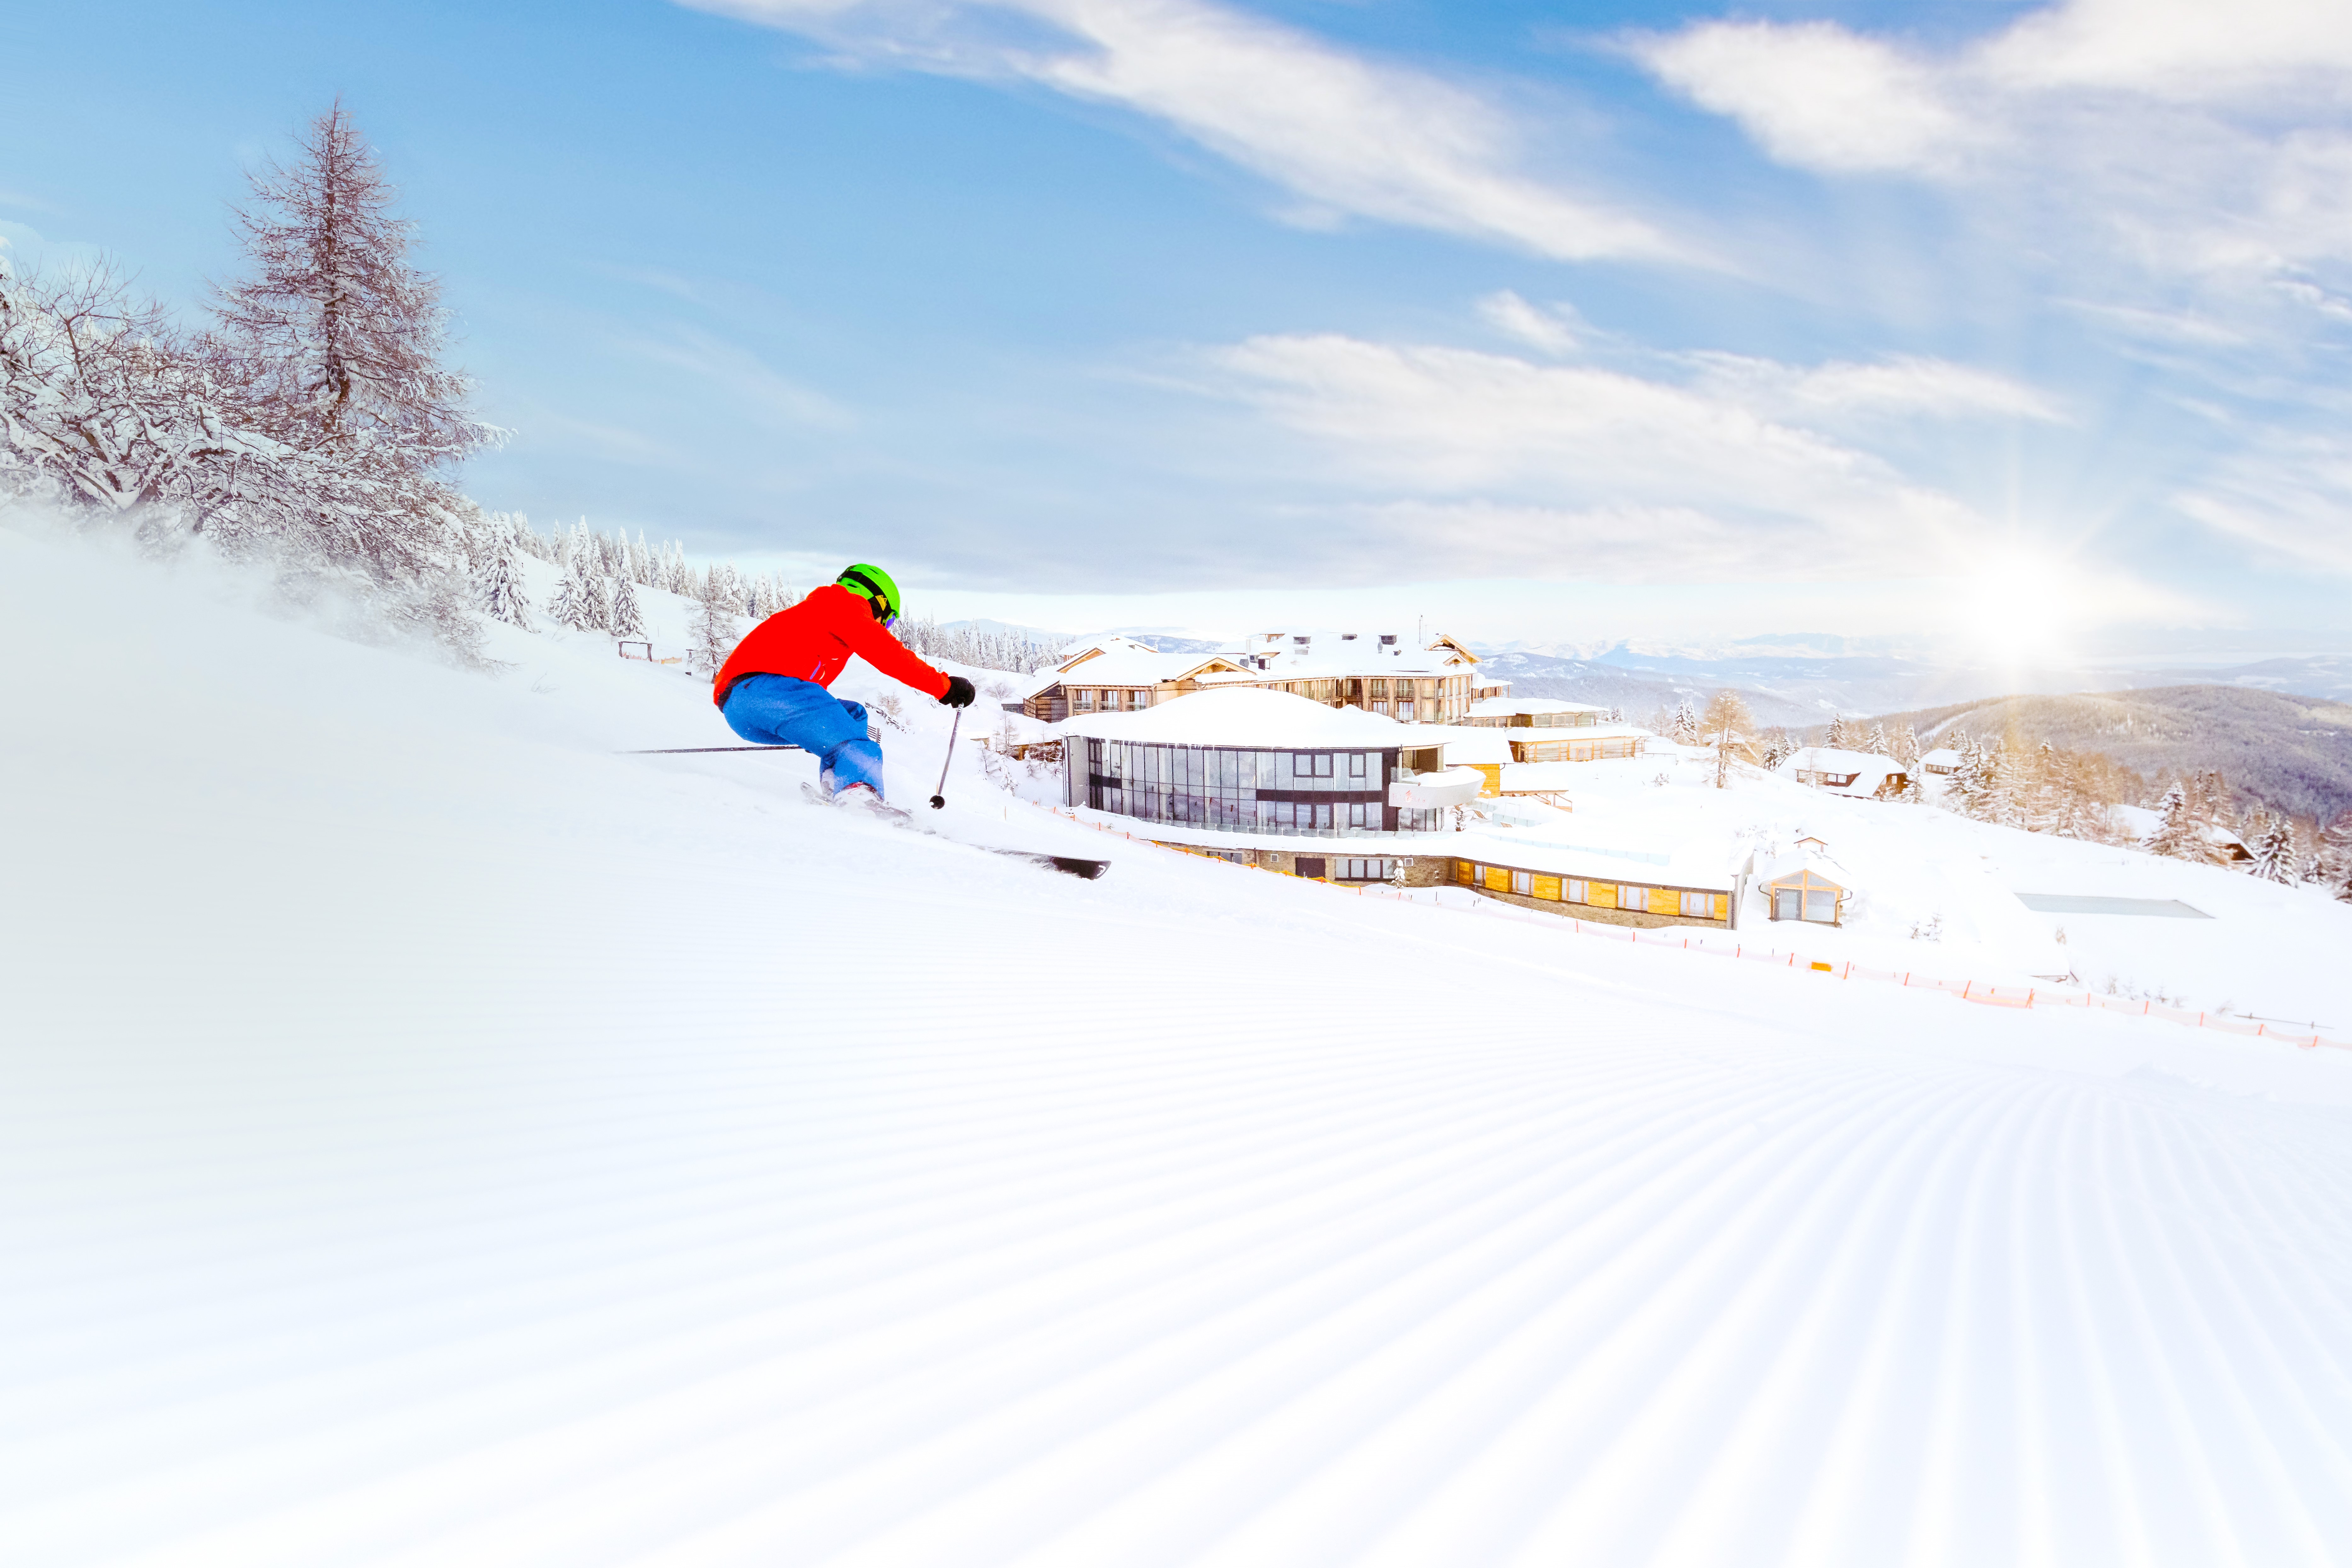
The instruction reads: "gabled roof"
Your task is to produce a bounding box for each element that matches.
[1050,647,1245,687]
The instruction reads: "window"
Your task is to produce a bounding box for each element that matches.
[1316,754,1333,777]
[1347,802,1366,828]
[1775,890,1802,921]
[1348,753,1365,778]
[1679,891,1715,918]
[1806,889,1837,923]
[1511,870,1533,896]
[1565,879,1587,904]
[1315,801,1334,829]
[1337,857,1393,881]
[1074,689,1095,711]
[1369,679,1388,698]
[1621,886,1650,912]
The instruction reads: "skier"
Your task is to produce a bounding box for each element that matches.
[713,563,976,806]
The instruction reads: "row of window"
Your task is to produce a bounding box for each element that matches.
[1090,789,1409,833]
[1460,862,1722,920]
[1335,858,1396,880]
[1510,737,1644,762]
[1069,688,1150,712]
[1086,741,1387,791]
[1774,889,1841,923]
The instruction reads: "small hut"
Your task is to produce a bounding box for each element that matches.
[1920,747,1964,776]
[1757,852,1850,925]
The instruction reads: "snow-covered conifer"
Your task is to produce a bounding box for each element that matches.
[691,589,739,677]
[475,515,534,630]
[2247,813,2297,884]
[1825,713,1851,750]
[2316,809,2352,903]
[1865,723,1889,757]
[611,570,646,639]
[1670,696,1699,746]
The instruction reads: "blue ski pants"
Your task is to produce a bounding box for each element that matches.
[722,675,886,797]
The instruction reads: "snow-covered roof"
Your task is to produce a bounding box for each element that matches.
[1782,747,1903,798]
[1786,746,1899,772]
[1453,833,1738,891]
[1056,633,1159,660]
[1219,629,1478,677]
[1058,686,1421,747]
[1756,850,1849,892]
[1467,697,1606,719]
[1920,747,1964,766]
[1394,725,1512,765]
[1046,647,1238,687]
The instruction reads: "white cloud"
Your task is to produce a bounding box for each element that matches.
[1476,290,1582,355]
[681,0,1684,262]
[1686,352,2067,424]
[1200,332,2012,581]
[1636,21,1981,175]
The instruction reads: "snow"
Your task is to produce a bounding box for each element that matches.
[11,520,2352,1565]
[1782,746,1904,798]
[1059,684,1411,746]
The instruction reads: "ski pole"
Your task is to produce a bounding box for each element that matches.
[931,708,962,810]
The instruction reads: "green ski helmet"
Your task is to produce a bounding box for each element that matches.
[836,563,901,625]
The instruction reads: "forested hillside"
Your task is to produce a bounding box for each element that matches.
[1867,685,2352,822]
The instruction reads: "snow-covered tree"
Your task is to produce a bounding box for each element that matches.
[2246,812,2297,884]
[690,583,739,676]
[213,102,489,476]
[2315,809,2352,903]
[1699,690,1754,788]
[1891,724,1920,769]
[2143,781,2226,864]
[1865,722,1889,757]
[1669,695,1699,746]
[1759,727,1792,771]
[474,514,533,630]
[1825,713,1851,750]
[611,569,646,639]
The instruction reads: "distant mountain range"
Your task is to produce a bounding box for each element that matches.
[1864,686,2352,824]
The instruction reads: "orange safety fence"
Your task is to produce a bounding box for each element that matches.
[1025,803,2352,1052]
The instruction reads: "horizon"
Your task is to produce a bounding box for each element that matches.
[9,0,2352,658]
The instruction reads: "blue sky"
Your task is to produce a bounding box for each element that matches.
[7,0,2351,652]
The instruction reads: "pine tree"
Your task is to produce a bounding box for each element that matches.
[2247,812,2297,883]
[1670,695,1699,746]
[2316,809,2352,903]
[611,569,646,639]
[1825,713,1851,751]
[474,514,534,630]
[587,569,614,633]
[691,589,739,677]
[2143,781,2223,863]
[1865,722,1889,758]
[1893,724,1920,770]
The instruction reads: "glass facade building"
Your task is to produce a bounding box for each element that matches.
[1066,738,1448,836]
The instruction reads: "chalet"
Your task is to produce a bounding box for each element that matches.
[1058,689,1486,877]
[1757,852,1850,925]
[1919,747,1964,776]
[1781,746,1907,799]
[1021,637,1252,722]
[1211,629,1487,723]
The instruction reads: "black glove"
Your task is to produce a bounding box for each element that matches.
[940,675,977,708]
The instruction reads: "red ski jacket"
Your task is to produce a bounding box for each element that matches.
[712,583,951,707]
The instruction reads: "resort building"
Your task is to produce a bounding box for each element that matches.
[1056,688,1485,878]
[1919,747,1964,776]
[1781,746,1908,799]
[1461,697,1610,728]
[1211,629,1489,723]
[1450,838,1738,929]
[1019,636,1252,723]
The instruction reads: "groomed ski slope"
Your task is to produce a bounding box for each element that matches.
[7,525,2352,1568]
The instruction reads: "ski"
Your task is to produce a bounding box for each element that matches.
[799,784,1110,879]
